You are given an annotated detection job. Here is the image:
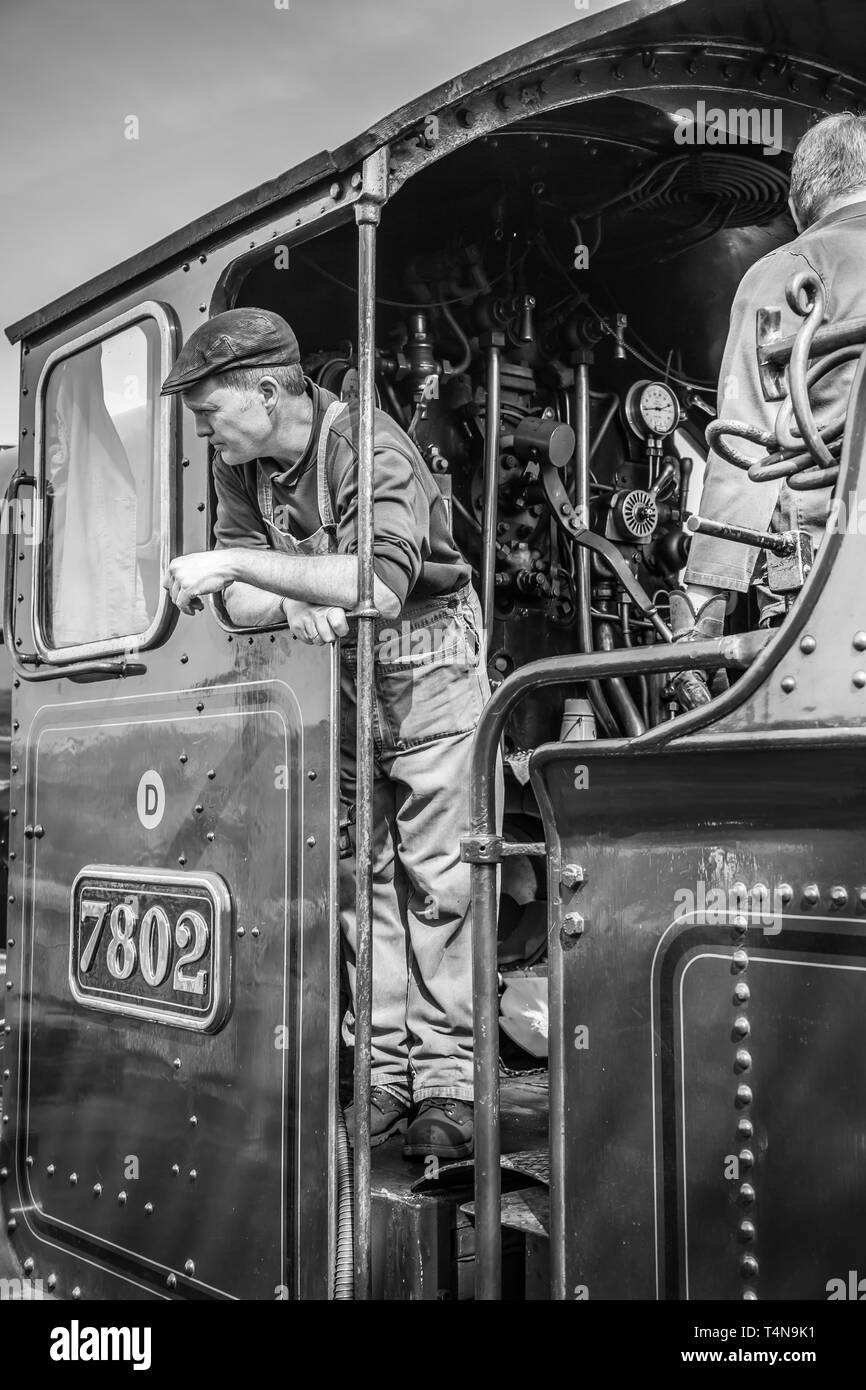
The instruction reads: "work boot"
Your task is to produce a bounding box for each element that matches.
[403,1098,474,1161]
[668,590,729,711]
[343,1085,410,1148]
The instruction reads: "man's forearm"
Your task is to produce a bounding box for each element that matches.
[223,580,285,628]
[225,549,401,617]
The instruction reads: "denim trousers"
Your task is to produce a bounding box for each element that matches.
[338,582,502,1103]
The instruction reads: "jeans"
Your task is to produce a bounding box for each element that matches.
[338,583,503,1103]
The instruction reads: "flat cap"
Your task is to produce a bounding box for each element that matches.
[160,308,300,395]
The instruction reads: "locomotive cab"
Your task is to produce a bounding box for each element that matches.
[3,0,866,1301]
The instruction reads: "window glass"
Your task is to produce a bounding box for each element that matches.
[41,318,163,649]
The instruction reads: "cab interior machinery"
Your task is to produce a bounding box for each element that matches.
[231,93,794,1054]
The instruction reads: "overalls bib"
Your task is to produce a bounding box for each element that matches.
[255,398,344,558]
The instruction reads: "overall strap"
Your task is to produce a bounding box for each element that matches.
[316,399,345,530]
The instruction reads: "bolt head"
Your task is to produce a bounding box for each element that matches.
[854,671,866,690]
[781,674,796,693]
[802,883,820,906]
[854,631,866,652]
[562,911,584,937]
[735,1085,753,1108]
[799,634,816,654]
[560,863,584,890]
[830,885,849,908]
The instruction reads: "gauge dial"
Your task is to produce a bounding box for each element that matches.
[625,380,681,439]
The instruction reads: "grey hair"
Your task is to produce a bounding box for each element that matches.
[790,112,866,228]
[216,364,306,396]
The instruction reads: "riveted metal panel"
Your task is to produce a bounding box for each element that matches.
[532,740,866,1300]
[1,662,338,1301]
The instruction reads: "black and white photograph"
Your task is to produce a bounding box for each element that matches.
[0,0,864,1349]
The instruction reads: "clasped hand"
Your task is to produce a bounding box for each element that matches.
[282,598,349,645]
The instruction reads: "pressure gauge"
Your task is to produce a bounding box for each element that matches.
[625,379,681,440]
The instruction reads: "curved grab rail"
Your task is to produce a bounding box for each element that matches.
[467,628,769,1300]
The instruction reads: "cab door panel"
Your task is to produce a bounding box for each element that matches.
[5,669,336,1301]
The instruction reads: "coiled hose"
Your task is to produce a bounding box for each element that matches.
[334,1102,355,1300]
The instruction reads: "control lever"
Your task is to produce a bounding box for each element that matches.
[541,461,672,640]
[685,513,793,556]
[685,514,813,593]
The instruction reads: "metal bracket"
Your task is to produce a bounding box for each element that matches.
[766,529,814,593]
[460,836,547,864]
[354,147,389,224]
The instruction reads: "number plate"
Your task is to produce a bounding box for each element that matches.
[69,866,232,1031]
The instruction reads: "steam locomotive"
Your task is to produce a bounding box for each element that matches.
[2,0,865,1301]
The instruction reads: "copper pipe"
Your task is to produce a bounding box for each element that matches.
[481,340,502,637]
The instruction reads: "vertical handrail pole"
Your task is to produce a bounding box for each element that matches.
[471,829,501,1299]
[474,330,503,1298]
[352,149,388,1301]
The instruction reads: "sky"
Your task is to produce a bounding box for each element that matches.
[0,0,625,443]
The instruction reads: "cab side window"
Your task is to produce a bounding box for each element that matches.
[39,310,171,653]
